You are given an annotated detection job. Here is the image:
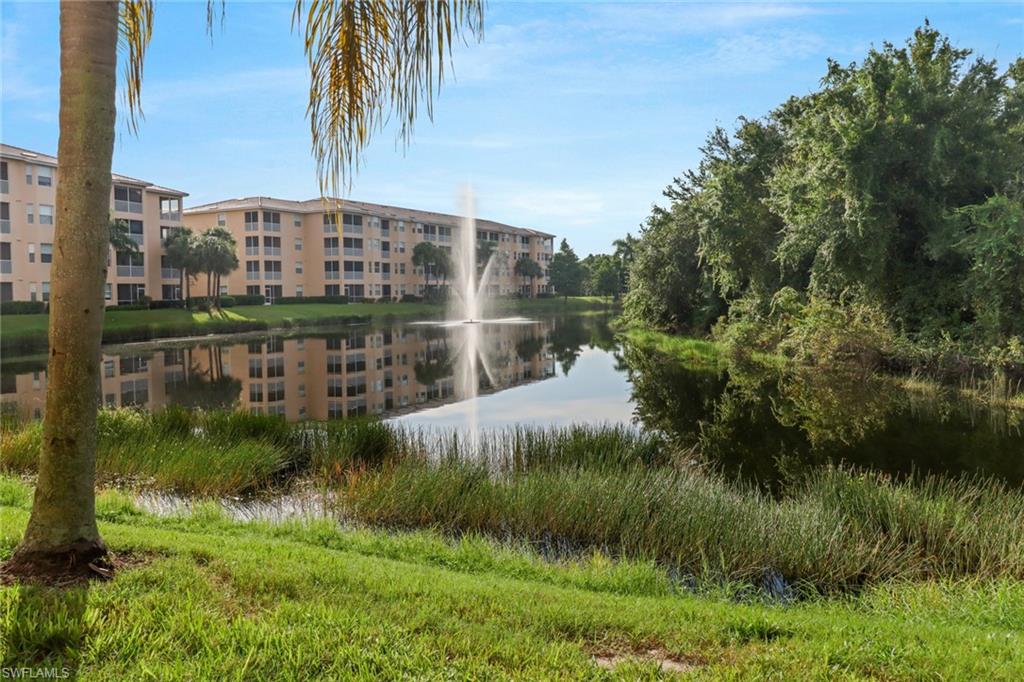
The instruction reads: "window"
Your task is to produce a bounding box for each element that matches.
[40,243,53,264]
[397,240,406,254]
[346,353,366,373]
[126,219,144,245]
[327,355,343,373]
[262,211,280,232]
[267,381,285,402]
[245,236,259,256]
[244,211,259,232]
[264,260,282,280]
[380,219,390,236]
[116,283,146,304]
[344,284,365,299]
[323,237,339,256]
[104,283,112,301]
[26,204,33,224]
[113,185,143,213]
[160,255,180,279]
[159,197,181,221]
[0,202,7,233]
[295,285,303,297]
[267,357,284,378]
[325,284,341,296]
[249,359,263,378]
[294,237,303,252]
[115,251,144,277]
[160,225,180,241]
[295,261,303,274]
[246,285,261,296]
[324,260,340,280]
[246,260,260,280]
[343,260,364,280]
[263,236,281,256]
[346,376,367,397]
[0,161,7,193]
[0,242,10,274]
[37,166,53,187]
[121,379,149,407]
[120,355,149,374]
[161,284,181,300]
[27,243,35,263]
[327,377,343,397]
[249,383,263,402]
[322,213,337,233]
[39,204,54,225]
[264,284,282,302]
[297,361,306,374]
[217,213,226,227]
[104,360,115,378]
[342,213,362,234]
[25,166,32,184]
[293,214,302,228]
[343,237,363,256]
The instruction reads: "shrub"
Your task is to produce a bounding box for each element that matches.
[233,294,266,306]
[149,299,186,309]
[400,294,423,303]
[105,303,150,311]
[0,301,46,315]
[273,295,348,305]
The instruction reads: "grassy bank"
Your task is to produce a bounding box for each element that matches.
[1,480,1022,679]
[0,297,609,354]
[3,410,1022,593]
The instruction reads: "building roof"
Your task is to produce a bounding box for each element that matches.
[0,143,188,197]
[185,195,555,239]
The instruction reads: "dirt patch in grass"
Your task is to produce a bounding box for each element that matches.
[0,549,157,588]
[589,643,705,674]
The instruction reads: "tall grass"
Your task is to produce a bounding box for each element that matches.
[341,432,1024,592]
[3,408,1023,592]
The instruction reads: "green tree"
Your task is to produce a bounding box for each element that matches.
[589,255,620,300]
[7,0,484,579]
[612,233,638,291]
[108,218,140,255]
[162,227,195,301]
[548,239,585,300]
[513,256,543,297]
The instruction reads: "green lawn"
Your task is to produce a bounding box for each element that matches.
[0,297,610,353]
[1,479,1021,679]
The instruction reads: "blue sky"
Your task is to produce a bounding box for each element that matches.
[2,2,1021,254]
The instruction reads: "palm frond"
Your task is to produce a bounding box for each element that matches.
[118,0,154,133]
[294,0,483,198]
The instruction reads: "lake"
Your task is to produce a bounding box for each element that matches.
[2,312,1021,488]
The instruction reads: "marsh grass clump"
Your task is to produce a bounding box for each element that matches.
[342,452,1024,593]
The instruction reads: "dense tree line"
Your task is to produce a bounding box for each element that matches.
[624,25,1024,363]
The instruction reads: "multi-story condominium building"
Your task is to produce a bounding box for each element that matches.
[183,197,555,301]
[0,144,188,305]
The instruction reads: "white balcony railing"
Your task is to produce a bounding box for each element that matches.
[114,200,143,214]
[160,210,182,221]
[161,267,180,280]
[264,247,281,256]
[344,248,363,257]
[116,265,145,277]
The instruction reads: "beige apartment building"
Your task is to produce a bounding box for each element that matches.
[183,197,555,301]
[0,143,188,305]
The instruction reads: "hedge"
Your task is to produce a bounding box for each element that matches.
[273,295,349,305]
[0,301,46,315]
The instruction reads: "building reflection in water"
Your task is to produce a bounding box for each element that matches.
[0,320,558,422]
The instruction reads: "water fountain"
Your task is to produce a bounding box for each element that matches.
[410,186,536,448]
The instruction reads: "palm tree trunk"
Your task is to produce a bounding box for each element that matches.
[8,0,118,575]
[178,268,184,304]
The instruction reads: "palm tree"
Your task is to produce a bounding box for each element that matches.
[412,241,439,293]
[6,0,484,579]
[162,227,194,303]
[514,256,543,297]
[109,218,140,255]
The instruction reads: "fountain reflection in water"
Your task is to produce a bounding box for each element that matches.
[416,186,536,451]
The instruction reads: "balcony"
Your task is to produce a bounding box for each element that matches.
[246,271,260,281]
[324,246,339,257]
[343,247,363,257]
[381,273,390,281]
[0,260,11,274]
[245,246,259,256]
[325,271,340,280]
[116,265,145,277]
[160,210,182,222]
[344,271,363,281]
[114,200,143,214]
[264,247,281,256]
[161,267,180,280]
[264,271,282,281]
[129,234,144,246]
[381,250,390,259]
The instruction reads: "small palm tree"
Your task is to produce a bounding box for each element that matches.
[162,227,194,302]
[7,0,484,578]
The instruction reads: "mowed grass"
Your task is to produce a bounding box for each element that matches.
[0,297,608,353]
[0,482,1022,679]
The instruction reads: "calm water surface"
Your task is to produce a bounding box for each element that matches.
[2,313,1021,487]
